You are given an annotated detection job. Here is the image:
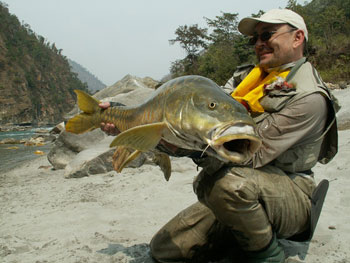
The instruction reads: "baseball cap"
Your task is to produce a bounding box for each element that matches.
[238,9,308,41]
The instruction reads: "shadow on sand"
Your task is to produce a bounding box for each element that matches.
[97,240,310,263]
[97,243,154,263]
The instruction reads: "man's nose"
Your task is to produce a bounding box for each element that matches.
[255,39,266,51]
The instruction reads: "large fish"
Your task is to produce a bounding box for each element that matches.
[66,75,261,180]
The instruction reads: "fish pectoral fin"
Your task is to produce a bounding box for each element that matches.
[152,152,172,181]
[112,146,142,173]
[110,122,167,151]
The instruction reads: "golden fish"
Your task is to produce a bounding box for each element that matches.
[66,75,261,180]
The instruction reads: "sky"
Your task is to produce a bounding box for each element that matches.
[4,0,299,86]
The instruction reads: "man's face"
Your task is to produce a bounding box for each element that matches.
[254,23,299,69]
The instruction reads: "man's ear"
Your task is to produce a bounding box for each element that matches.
[293,30,305,49]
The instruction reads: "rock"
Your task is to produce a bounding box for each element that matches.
[24,136,51,146]
[0,138,22,144]
[64,137,115,178]
[326,83,340,90]
[142,76,162,90]
[104,86,154,106]
[47,129,106,169]
[29,136,45,144]
[50,122,65,135]
[333,89,350,130]
[33,134,56,143]
[34,150,45,155]
[35,129,49,134]
[326,82,350,90]
[60,129,106,152]
[64,144,151,178]
[6,146,19,150]
[339,81,348,90]
[47,143,77,170]
[94,74,158,100]
[64,149,114,178]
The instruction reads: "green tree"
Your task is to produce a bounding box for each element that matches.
[169,24,208,75]
[169,24,208,56]
[169,12,255,84]
[287,0,350,82]
[204,12,240,44]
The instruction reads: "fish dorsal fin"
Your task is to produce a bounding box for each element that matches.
[110,122,167,151]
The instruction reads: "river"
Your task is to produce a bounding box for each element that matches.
[0,128,53,173]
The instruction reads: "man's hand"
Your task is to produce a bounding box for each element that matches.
[99,102,120,136]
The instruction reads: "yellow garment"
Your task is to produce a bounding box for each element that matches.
[232,66,290,112]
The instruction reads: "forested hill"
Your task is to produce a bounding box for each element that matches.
[0,2,88,126]
[68,59,106,93]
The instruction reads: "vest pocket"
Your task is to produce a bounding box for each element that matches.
[260,91,296,112]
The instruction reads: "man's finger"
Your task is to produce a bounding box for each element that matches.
[99,101,110,109]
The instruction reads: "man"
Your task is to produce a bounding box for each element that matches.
[101,9,338,263]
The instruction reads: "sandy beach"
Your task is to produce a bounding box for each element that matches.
[1,87,350,263]
[0,128,349,263]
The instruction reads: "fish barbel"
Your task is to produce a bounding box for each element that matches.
[66,75,261,180]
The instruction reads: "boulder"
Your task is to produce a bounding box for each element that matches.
[104,86,154,106]
[333,89,350,130]
[48,129,106,169]
[94,74,158,100]
[64,136,115,178]
[64,144,151,178]
[24,136,45,146]
[50,122,65,135]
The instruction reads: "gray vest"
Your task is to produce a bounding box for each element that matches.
[252,58,338,172]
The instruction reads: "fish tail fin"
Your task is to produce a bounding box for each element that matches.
[65,90,101,134]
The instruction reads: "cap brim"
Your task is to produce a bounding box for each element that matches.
[238,18,261,36]
[238,17,287,36]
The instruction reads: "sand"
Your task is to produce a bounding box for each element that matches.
[1,87,350,263]
[0,129,349,263]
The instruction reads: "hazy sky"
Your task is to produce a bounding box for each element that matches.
[5,0,298,86]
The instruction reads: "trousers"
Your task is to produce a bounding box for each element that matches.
[150,165,316,262]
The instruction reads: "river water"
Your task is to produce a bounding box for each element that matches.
[0,128,53,173]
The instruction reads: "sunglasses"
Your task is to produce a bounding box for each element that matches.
[248,28,297,46]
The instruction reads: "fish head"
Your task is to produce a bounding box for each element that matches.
[165,76,261,164]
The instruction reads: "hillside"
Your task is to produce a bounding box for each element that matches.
[0,3,88,126]
[68,59,106,93]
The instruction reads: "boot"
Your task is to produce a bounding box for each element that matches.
[245,234,285,263]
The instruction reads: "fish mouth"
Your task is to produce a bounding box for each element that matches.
[209,123,262,163]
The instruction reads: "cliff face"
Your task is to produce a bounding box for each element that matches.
[0,3,87,126]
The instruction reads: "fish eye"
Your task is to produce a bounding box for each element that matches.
[208,102,217,110]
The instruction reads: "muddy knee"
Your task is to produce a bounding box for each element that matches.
[150,202,216,262]
[206,170,259,214]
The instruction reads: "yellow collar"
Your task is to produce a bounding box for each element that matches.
[231,66,290,112]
